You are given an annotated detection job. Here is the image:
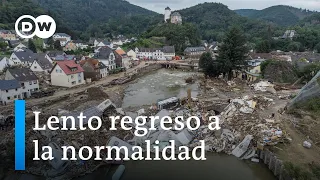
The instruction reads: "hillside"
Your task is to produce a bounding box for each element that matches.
[301,13,320,25]
[235,5,317,26]
[32,0,161,38]
[0,0,45,29]
[177,3,272,41]
[234,9,258,17]
[0,0,75,37]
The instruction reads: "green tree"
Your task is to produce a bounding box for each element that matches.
[54,40,62,50]
[287,42,301,52]
[199,52,221,77]
[0,41,7,50]
[216,26,248,80]
[28,39,37,53]
[256,40,271,53]
[46,37,54,48]
[315,42,320,53]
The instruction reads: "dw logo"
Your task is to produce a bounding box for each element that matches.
[15,15,56,39]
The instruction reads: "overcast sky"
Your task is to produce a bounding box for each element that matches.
[127,0,320,13]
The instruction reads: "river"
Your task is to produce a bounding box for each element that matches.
[114,69,275,180]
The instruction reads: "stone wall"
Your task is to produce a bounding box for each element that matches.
[257,149,293,180]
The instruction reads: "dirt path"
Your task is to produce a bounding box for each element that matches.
[257,91,320,166]
[0,62,147,113]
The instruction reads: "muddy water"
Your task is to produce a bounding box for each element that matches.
[116,69,276,180]
[122,68,199,108]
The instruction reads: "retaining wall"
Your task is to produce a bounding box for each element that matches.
[257,149,293,180]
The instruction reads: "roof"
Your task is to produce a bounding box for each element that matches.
[165,7,171,10]
[13,50,35,62]
[163,46,175,53]
[0,30,13,34]
[33,53,53,70]
[101,40,111,45]
[54,60,84,75]
[0,80,21,90]
[171,12,181,16]
[98,62,107,69]
[184,47,205,53]
[94,47,113,59]
[115,49,126,56]
[54,55,75,61]
[54,33,71,37]
[7,68,38,82]
[8,40,20,47]
[80,58,99,67]
[47,51,65,57]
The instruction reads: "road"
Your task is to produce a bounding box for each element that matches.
[0,61,147,112]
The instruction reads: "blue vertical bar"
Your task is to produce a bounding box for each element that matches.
[15,100,25,170]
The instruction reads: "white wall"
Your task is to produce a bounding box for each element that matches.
[30,61,45,72]
[51,65,85,87]
[99,68,108,78]
[0,88,23,105]
[5,70,39,98]
[0,57,14,72]
[9,53,22,65]
[127,50,136,59]
[20,80,39,98]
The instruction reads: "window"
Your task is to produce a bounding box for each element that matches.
[71,75,74,79]
[56,69,59,73]
[14,95,17,98]
[34,88,38,91]
[29,81,32,85]
[6,90,8,93]
[15,89,18,91]
[71,81,76,85]
[34,66,37,69]
[7,97,10,100]
[78,80,81,83]
[34,81,37,84]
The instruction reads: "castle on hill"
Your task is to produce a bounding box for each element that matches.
[164,7,182,25]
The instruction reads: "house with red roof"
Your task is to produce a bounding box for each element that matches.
[114,48,131,69]
[50,60,85,87]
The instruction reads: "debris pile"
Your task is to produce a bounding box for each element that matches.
[252,81,276,94]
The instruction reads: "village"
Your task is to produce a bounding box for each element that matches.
[0,6,320,180]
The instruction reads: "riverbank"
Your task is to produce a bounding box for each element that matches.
[1,67,317,180]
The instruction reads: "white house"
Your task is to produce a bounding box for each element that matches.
[50,60,85,88]
[13,43,27,52]
[96,40,113,49]
[74,40,88,50]
[94,47,116,70]
[9,49,35,66]
[135,46,175,60]
[30,53,53,73]
[5,68,39,98]
[52,33,71,47]
[0,57,14,72]
[112,39,123,46]
[0,80,23,105]
[127,49,137,59]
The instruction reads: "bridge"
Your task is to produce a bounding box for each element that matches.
[147,60,199,69]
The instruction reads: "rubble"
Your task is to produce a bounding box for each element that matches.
[303,141,312,149]
[252,81,277,94]
[0,70,294,179]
